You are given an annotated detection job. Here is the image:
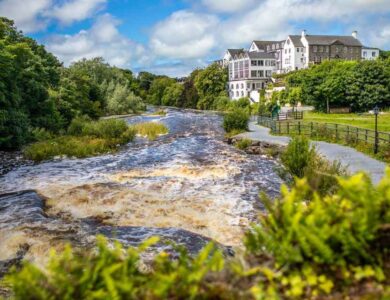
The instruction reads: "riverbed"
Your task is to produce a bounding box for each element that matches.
[0,109,283,269]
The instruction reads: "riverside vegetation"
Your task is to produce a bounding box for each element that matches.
[24,118,168,161]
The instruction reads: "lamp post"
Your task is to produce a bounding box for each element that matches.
[373,105,379,154]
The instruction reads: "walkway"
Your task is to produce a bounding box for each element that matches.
[236,122,387,184]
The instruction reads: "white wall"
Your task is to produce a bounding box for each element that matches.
[362,48,379,60]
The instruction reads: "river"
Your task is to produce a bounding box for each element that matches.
[0,109,283,270]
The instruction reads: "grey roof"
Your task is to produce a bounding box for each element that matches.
[247,52,275,59]
[305,35,362,46]
[227,48,245,56]
[253,40,281,50]
[362,46,379,50]
[288,35,304,47]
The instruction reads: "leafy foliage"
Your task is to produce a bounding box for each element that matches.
[283,59,390,112]
[223,109,249,133]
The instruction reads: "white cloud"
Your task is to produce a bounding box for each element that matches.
[150,10,219,59]
[0,0,52,32]
[46,14,148,68]
[49,0,106,24]
[200,0,256,13]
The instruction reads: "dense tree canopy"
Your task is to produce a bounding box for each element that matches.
[283,59,390,112]
[0,18,146,150]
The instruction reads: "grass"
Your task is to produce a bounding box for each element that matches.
[235,138,252,150]
[149,109,167,116]
[24,118,136,162]
[132,122,169,141]
[303,111,390,132]
[224,129,246,139]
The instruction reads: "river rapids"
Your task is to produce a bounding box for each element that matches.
[0,109,283,271]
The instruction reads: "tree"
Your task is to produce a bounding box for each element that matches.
[147,77,175,105]
[161,83,184,106]
[194,63,228,110]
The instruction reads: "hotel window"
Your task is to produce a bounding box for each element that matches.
[271,60,276,66]
[258,70,264,77]
[276,44,279,49]
[265,60,270,66]
[256,83,261,89]
[326,46,329,53]
[319,46,323,52]
[230,84,234,89]
[241,91,244,97]
[272,44,275,50]
[236,91,239,97]
[236,84,239,89]
[285,49,287,54]
[258,60,264,66]
[363,51,367,57]
[372,51,376,57]
[247,83,250,89]
[240,83,243,89]
[313,46,317,52]
[266,70,272,77]
[251,71,257,78]
[251,60,257,66]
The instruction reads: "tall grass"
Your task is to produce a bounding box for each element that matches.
[133,122,168,140]
[24,118,136,162]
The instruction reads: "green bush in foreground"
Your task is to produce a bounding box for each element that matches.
[223,108,249,133]
[6,171,390,299]
[133,122,169,141]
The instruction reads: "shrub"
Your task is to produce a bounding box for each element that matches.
[223,108,249,133]
[67,115,92,136]
[235,138,252,150]
[281,136,316,178]
[31,128,54,142]
[6,237,226,300]
[132,122,169,141]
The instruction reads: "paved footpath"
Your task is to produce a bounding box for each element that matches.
[236,122,387,184]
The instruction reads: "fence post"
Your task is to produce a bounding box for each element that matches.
[278,122,281,134]
[298,121,301,135]
[365,130,368,143]
[287,122,290,134]
[335,124,338,141]
[347,126,350,142]
[310,122,313,136]
[356,127,359,141]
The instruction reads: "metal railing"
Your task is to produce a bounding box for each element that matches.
[258,116,390,153]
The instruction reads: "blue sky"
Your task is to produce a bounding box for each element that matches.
[1,0,390,76]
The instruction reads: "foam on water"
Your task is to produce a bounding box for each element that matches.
[0,109,283,269]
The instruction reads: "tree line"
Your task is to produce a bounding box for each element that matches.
[275,58,390,112]
[0,18,145,150]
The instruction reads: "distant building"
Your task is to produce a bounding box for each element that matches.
[228,51,275,102]
[362,46,380,60]
[226,30,379,102]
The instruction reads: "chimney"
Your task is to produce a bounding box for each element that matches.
[302,29,307,38]
[352,30,358,39]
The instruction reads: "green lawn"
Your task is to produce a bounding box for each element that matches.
[303,112,390,132]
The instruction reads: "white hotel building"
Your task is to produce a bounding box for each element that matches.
[226,31,379,102]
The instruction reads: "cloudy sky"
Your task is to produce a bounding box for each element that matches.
[0,0,390,76]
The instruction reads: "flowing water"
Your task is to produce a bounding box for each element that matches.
[0,109,283,270]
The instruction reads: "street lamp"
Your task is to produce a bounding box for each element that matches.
[373,105,379,154]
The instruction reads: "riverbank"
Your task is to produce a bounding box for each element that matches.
[236,122,387,184]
